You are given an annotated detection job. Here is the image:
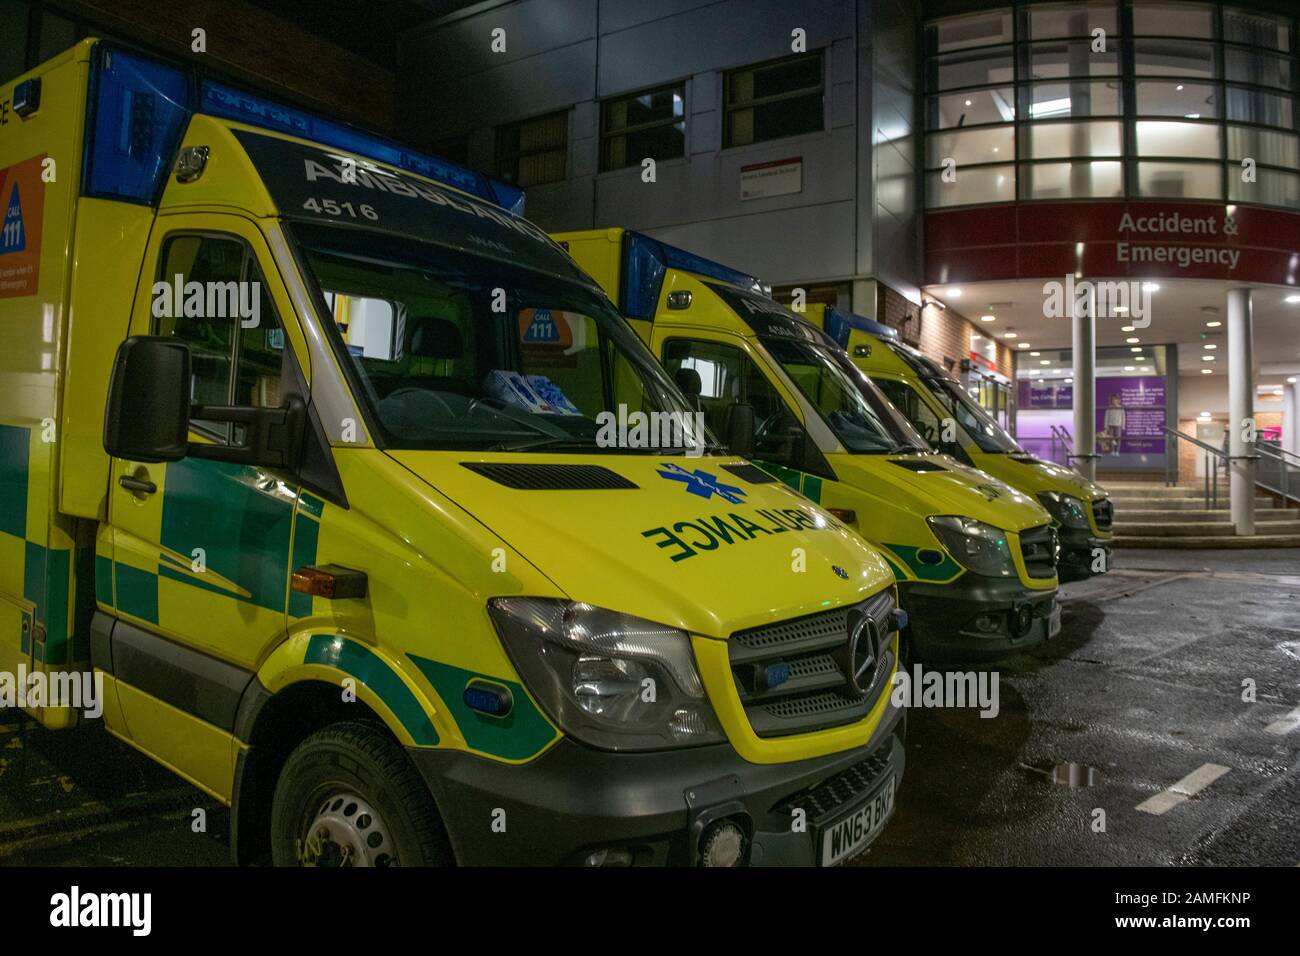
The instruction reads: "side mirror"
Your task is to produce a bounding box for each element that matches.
[104,336,307,472]
[103,336,192,462]
[723,402,755,458]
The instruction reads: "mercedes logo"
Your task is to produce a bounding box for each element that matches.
[846,608,882,698]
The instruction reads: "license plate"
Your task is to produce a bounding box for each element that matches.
[1046,600,1062,638]
[819,774,896,866]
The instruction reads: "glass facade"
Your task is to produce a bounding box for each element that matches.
[924,2,1300,209]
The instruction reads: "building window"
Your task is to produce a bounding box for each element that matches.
[600,83,685,172]
[723,51,824,148]
[923,2,1300,211]
[496,111,568,188]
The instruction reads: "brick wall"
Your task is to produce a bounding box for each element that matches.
[914,300,1012,378]
[60,0,396,132]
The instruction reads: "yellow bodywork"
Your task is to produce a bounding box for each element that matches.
[0,38,904,829]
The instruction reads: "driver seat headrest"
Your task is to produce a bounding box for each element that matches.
[409,316,464,360]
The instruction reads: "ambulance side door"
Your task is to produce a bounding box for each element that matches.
[103,213,306,787]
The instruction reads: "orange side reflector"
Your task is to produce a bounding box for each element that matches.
[291,564,368,600]
[827,508,857,525]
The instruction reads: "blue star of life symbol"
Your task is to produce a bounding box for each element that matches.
[656,462,746,504]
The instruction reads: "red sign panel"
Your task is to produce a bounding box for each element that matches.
[926,201,1300,288]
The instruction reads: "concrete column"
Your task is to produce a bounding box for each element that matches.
[1072,296,1097,480]
[1227,288,1255,535]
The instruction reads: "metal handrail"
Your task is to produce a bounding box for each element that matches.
[1163,427,1228,509]
[1255,441,1300,505]
[1257,441,1300,467]
[1049,423,1073,468]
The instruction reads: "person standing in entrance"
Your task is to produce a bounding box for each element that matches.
[1103,394,1126,457]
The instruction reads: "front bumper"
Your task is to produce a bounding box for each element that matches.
[901,575,1060,661]
[408,698,905,866]
[1058,526,1112,579]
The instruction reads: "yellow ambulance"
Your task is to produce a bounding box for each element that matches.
[555,229,1062,662]
[809,307,1113,580]
[0,40,907,866]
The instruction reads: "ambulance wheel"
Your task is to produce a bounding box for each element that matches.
[271,721,451,867]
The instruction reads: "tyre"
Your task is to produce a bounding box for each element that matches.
[270,721,451,866]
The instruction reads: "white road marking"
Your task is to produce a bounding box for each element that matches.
[1136,763,1230,816]
[1265,706,1300,736]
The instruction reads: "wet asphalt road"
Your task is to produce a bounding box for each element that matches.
[2,548,1298,867]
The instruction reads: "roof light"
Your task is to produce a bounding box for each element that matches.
[621,232,763,321]
[81,44,524,215]
[200,79,523,214]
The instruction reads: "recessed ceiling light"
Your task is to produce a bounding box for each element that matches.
[1198,411,1211,417]
[1206,321,1221,328]
[1286,294,1300,304]
[948,288,963,298]
[1274,388,1285,395]
[965,99,973,106]
[1176,84,1184,91]
[1201,368,1213,374]
[981,314,995,322]
[1202,355,1215,361]
[1289,377,1298,384]
[1030,351,1041,356]
[1040,359,1050,365]
[1126,337,1140,344]
[1124,365,1135,371]
[1018,343,1030,349]
[1121,325,1135,332]
[1140,366,1151,372]
[1004,331,1018,339]
[1130,346,1142,352]
[1143,283,1160,292]
[1064,378,1073,384]
[1204,343,1216,350]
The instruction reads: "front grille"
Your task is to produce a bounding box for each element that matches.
[729,591,895,738]
[1091,497,1113,531]
[459,462,637,490]
[773,745,894,825]
[1018,523,1057,579]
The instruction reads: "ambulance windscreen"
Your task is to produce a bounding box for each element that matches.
[292,223,715,455]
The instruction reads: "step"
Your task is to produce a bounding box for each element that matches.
[1114,533,1300,549]
[1111,520,1300,537]
[1110,496,1277,510]
[1113,508,1299,522]
[1104,485,1271,499]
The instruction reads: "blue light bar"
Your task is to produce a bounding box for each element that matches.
[83,48,190,204]
[200,80,525,216]
[79,42,524,216]
[824,306,899,350]
[620,231,764,321]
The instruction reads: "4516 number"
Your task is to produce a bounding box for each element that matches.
[302,197,378,220]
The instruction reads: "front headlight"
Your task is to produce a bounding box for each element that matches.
[488,597,727,751]
[926,515,1016,578]
[1037,491,1090,529]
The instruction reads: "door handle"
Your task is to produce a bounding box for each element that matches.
[119,474,157,495]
